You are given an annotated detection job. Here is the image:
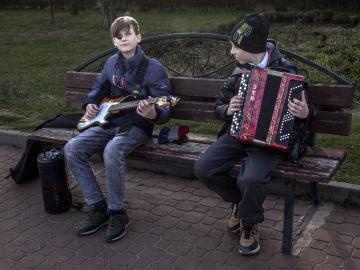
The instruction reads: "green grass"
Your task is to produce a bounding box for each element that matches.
[0,9,359,183]
[316,112,360,183]
[0,9,240,129]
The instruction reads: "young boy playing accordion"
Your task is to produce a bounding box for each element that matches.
[195,13,315,255]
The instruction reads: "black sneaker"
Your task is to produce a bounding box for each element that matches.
[77,207,109,236]
[238,221,260,255]
[104,213,130,242]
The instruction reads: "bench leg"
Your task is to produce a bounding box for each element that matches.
[282,179,295,254]
[310,181,320,205]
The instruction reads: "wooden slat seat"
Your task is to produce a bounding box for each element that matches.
[30,127,346,183]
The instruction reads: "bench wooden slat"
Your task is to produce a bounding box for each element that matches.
[66,71,97,89]
[172,105,352,136]
[308,85,354,108]
[66,71,354,109]
[309,111,352,135]
[172,101,218,123]
[65,90,84,108]
[29,127,346,183]
[63,88,353,136]
[170,77,223,98]
[30,127,347,161]
[131,141,342,183]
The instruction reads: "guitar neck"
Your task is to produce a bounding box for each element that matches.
[109,100,142,112]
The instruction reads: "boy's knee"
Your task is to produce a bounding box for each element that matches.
[194,159,206,178]
[236,175,266,190]
[103,143,125,163]
[64,140,75,158]
[194,160,215,183]
[64,139,87,162]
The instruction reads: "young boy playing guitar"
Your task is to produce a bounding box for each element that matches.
[64,16,172,242]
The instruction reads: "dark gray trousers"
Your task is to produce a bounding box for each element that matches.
[194,133,283,224]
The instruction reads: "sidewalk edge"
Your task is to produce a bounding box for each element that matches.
[0,129,29,149]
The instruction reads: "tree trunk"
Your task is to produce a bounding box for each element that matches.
[70,0,79,15]
[99,0,117,30]
[48,0,55,23]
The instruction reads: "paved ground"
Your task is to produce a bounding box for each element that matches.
[0,144,360,270]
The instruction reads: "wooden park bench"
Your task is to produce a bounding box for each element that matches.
[29,33,354,254]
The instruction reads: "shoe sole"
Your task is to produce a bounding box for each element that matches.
[238,244,261,255]
[78,221,109,236]
[228,224,240,233]
[104,222,130,242]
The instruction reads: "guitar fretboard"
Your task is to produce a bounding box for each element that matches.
[109,99,152,112]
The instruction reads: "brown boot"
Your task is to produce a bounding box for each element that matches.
[238,221,260,255]
[227,203,240,232]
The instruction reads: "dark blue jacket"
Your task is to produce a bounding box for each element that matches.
[82,46,172,136]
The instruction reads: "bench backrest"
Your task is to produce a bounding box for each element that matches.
[65,71,354,136]
[65,33,354,136]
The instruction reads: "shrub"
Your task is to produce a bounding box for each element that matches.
[216,21,234,35]
[264,12,278,23]
[301,11,316,23]
[319,10,334,23]
[285,12,298,23]
[272,0,288,12]
[277,12,297,23]
[352,16,360,26]
[264,12,293,23]
[275,12,289,23]
[333,14,352,26]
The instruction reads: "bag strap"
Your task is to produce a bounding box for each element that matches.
[132,55,150,98]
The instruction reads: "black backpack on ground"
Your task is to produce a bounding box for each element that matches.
[8,114,82,184]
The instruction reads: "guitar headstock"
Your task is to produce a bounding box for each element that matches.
[150,96,180,107]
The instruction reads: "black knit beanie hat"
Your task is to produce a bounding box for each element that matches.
[230,13,269,53]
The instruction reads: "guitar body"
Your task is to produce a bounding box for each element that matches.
[77,96,131,132]
[77,95,180,132]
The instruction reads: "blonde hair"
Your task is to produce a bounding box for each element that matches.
[110,16,140,38]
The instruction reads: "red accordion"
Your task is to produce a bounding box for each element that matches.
[230,68,305,152]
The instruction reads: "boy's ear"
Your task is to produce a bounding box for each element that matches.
[137,33,142,43]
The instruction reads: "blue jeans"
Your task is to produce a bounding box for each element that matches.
[64,126,148,211]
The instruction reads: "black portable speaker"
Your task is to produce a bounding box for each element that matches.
[37,149,71,214]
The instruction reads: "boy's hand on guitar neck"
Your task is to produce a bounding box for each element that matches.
[85,104,99,120]
[137,99,157,120]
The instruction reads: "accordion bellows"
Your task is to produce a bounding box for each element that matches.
[230,68,304,152]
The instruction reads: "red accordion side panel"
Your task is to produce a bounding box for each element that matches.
[267,73,304,152]
[239,68,268,145]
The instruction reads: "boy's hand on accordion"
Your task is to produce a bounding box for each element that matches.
[288,91,309,119]
[226,95,244,116]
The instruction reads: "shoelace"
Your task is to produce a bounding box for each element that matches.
[87,208,96,221]
[240,224,254,240]
[109,215,124,228]
[87,207,106,223]
[231,203,239,218]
